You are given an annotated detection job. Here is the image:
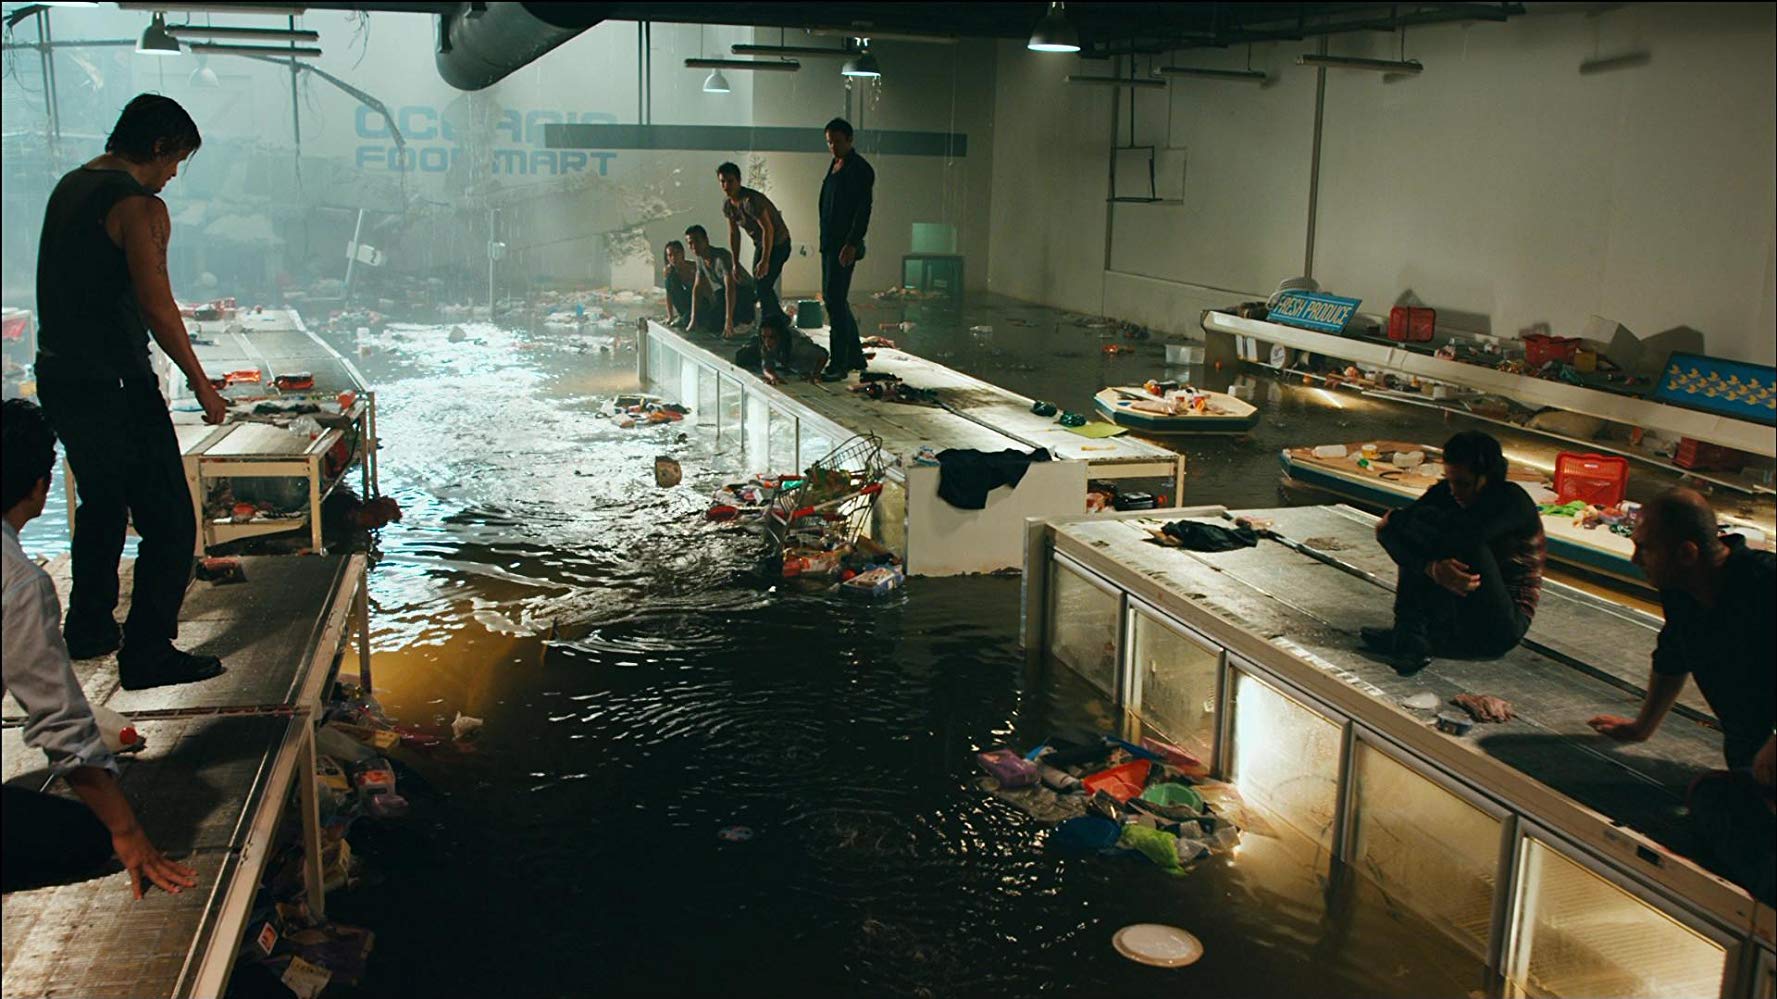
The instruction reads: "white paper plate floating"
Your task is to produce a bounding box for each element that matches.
[1112,923,1203,967]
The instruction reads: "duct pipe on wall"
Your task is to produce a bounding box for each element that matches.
[434,2,605,92]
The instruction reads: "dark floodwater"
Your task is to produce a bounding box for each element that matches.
[291,303,1488,998]
[20,296,1558,996]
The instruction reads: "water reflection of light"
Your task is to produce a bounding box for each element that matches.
[1314,388,1346,410]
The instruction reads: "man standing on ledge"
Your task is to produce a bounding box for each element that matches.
[33,93,227,691]
[718,161,792,327]
[817,117,875,381]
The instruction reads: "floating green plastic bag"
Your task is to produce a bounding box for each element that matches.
[1117,823,1185,875]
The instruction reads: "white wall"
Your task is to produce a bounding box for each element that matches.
[985,39,1112,311]
[986,3,1777,365]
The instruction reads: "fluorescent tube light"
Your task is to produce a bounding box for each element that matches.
[684,58,799,72]
[1296,54,1423,74]
[732,44,854,58]
[1578,52,1650,74]
[188,40,319,57]
[1156,65,1268,82]
[1066,74,1165,89]
[169,24,319,41]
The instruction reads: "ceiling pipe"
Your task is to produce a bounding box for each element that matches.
[434,2,601,92]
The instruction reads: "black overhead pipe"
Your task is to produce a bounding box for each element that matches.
[434,2,609,91]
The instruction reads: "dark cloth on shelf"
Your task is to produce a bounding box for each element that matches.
[1653,535,1776,768]
[934,448,1052,510]
[36,375,196,655]
[1159,520,1258,552]
[34,167,155,382]
[1,785,115,893]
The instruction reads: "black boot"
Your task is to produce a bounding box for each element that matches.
[117,644,226,691]
[64,618,121,660]
[1360,626,1431,676]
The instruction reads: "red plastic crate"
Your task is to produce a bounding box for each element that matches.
[1388,306,1437,342]
[1554,452,1629,507]
[1673,437,1747,473]
[1523,333,1580,366]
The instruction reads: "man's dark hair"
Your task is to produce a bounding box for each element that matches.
[716,161,741,181]
[1442,431,1508,485]
[684,224,707,242]
[664,239,685,258]
[1644,488,1721,551]
[824,117,854,139]
[106,93,202,162]
[2,399,58,512]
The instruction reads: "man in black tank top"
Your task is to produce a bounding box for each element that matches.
[33,94,229,690]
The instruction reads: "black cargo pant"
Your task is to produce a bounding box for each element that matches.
[751,240,793,324]
[1378,508,1527,659]
[36,375,196,653]
[821,248,862,372]
[1,785,114,893]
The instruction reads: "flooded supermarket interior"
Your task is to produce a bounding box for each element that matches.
[1,3,1773,998]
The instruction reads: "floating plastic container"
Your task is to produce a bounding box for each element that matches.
[1165,342,1207,365]
[977,748,1039,788]
[1522,333,1580,366]
[1554,452,1629,507]
[1139,782,1205,818]
[795,299,825,329]
[1081,759,1152,803]
[1388,306,1437,343]
[841,566,904,599]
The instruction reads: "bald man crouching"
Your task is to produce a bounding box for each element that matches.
[1589,487,1774,902]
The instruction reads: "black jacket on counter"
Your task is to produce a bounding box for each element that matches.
[818,151,875,255]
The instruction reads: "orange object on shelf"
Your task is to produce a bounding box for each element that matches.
[1554,452,1629,507]
[224,368,262,385]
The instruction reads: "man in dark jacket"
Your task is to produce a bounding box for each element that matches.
[816,117,874,381]
[1361,431,1546,675]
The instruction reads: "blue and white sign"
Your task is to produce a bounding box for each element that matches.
[1269,291,1362,334]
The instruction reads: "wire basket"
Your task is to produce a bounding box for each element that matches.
[766,433,889,559]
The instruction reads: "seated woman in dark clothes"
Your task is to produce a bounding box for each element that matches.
[1362,430,1546,675]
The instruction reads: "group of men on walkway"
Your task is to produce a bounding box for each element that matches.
[663,117,875,382]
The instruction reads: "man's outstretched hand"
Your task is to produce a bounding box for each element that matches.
[113,825,197,900]
[1587,715,1651,742]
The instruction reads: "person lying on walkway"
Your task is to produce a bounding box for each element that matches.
[759,314,829,386]
[685,224,755,337]
[662,239,700,331]
[1588,488,1774,903]
[33,94,225,690]
[2,399,199,899]
[1361,430,1545,675]
[717,161,793,326]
